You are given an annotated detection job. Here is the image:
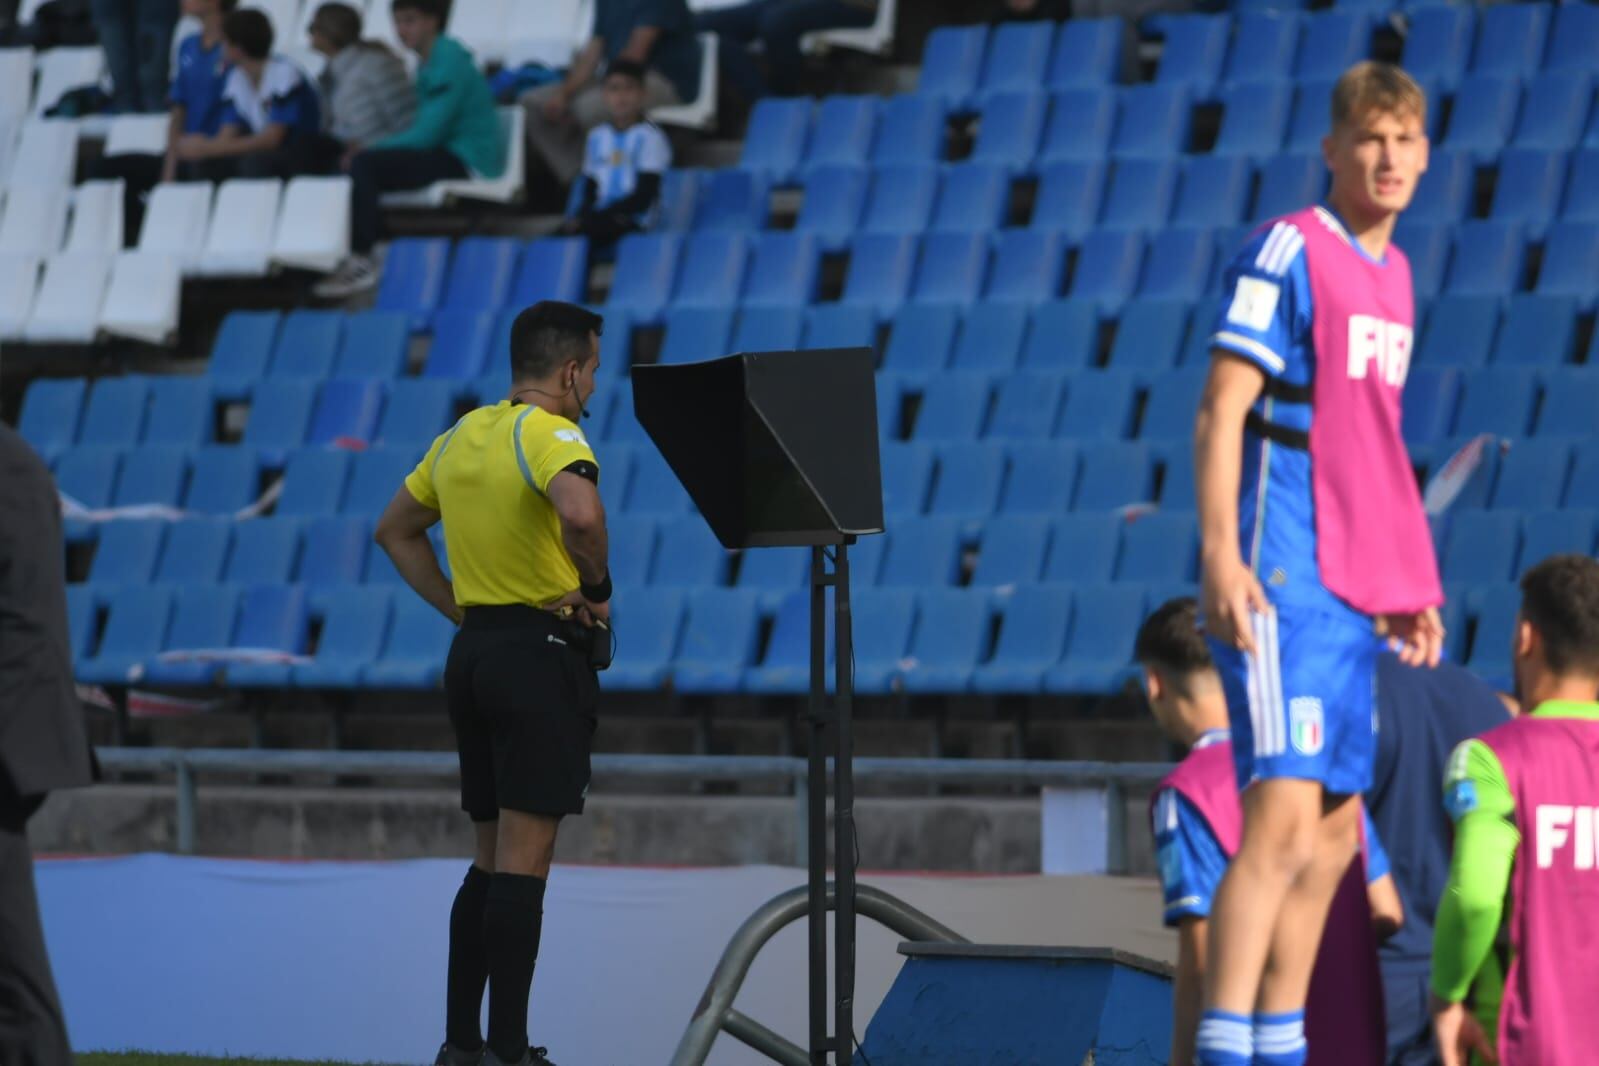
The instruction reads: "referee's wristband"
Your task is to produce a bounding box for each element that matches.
[580,572,612,604]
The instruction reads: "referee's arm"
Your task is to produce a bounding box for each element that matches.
[548,466,611,623]
[375,488,460,624]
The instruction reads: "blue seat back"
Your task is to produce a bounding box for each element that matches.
[1107,300,1188,371]
[980,21,1054,96]
[1173,156,1251,227]
[312,587,394,666]
[79,376,149,448]
[1445,221,1524,296]
[423,310,495,379]
[971,515,1052,588]
[1536,369,1599,437]
[1047,17,1122,89]
[375,237,451,322]
[1294,11,1370,82]
[1490,149,1566,237]
[1418,295,1499,368]
[145,378,213,447]
[308,379,385,446]
[1519,510,1598,571]
[270,310,344,380]
[1443,75,1520,158]
[804,95,879,170]
[243,381,316,456]
[1073,441,1153,510]
[1069,229,1142,308]
[1401,367,1462,444]
[1546,5,1599,72]
[334,311,410,379]
[740,97,811,178]
[1472,3,1548,78]
[1000,443,1078,515]
[673,232,749,307]
[732,307,805,351]
[803,304,877,351]
[185,446,261,515]
[912,231,989,304]
[1038,90,1116,164]
[1535,222,1599,303]
[1253,154,1324,222]
[608,234,682,315]
[951,303,1029,373]
[987,230,1065,304]
[1212,83,1291,157]
[297,517,370,589]
[911,374,992,441]
[989,587,1073,669]
[917,26,987,105]
[693,169,770,231]
[1112,85,1191,157]
[510,236,587,306]
[234,584,310,654]
[1442,511,1521,583]
[872,95,947,166]
[1403,7,1473,90]
[880,442,935,517]
[862,164,940,234]
[659,307,735,366]
[795,164,868,248]
[92,586,173,664]
[1453,368,1538,437]
[1491,439,1571,511]
[1408,149,1472,223]
[1021,300,1099,371]
[207,311,281,394]
[840,234,917,313]
[928,443,1005,519]
[226,518,301,584]
[113,447,188,507]
[676,589,761,670]
[879,518,963,587]
[1140,227,1214,300]
[345,447,424,515]
[972,90,1047,166]
[276,448,351,517]
[1117,512,1197,582]
[744,232,819,307]
[1100,158,1180,230]
[1032,159,1107,239]
[1155,15,1229,90]
[55,447,120,510]
[931,164,1011,233]
[162,585,240,653]
[1492,295,1578,366]
[88,520,165,585]
[377,380,456,448]
[1056,370,1137,440]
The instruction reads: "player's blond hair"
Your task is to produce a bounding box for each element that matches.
[1330,61,1427,132]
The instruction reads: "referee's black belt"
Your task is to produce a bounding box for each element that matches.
[461,604,575,634]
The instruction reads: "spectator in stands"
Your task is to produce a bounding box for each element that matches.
[176,8,323,179]
[307,2,415,162]
[91,0,235,242]
[556,59,670,245]
[313,0,505,299]
[91,0,181,112]
[695,0,874,98]
[521,0,699,187]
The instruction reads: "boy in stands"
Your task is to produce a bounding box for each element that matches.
[557,59,671,245]
[1192,60,1445,1065]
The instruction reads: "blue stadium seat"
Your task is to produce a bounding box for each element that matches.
[1443,76,1520,161]
[1546,5,1599,73]
[802,95,878,171]
[375,237,450,329]
[207,310,280,400]
[1407,149,1472,224]
[840,233,917,314]
[972,91,1047,167]
[136,585,240,687]
[269,310,344,381]
[607,514,655,591]
[878,517,963,587]
[740,97,811,182]
[742,232,819,307]
[987,231,1066,304]
[951,303,1029,372]
[1453,368,1538,437]
[1047,17,1123,90]
[1139,228,1214,300]
[1221,13,1299,86]
[971,587,1072,693]
[794,165,868,252]
[1445,222,1524,296]
[1442,511,1520,583]
[911,374,992,441]
[1020,300,1099,371]
[363,597,455,688]
[1403,7,1473,91]
[1566,150,1599,222]
[917,25,987,107]
[608,234,681,323]
[332,311,409,379]
[847,588,919,693]
[56,448,119,538]
[1100,158,1179,230]
[1394,221,1450,299]
[999,442,1078,514]
[1511,73,1592,150]
[734,547,807,609]
[600,588,684,691]
[225,584,314,687]
[78,376,148,448]
[421,310,494,381]
[1519,510,1597,572]
[1113,85,1191,157]
[671,588,764,693]
[1140,369,1208,444]
[1490,438,1571,511]
[1472,3,1547,77]
[1107,299,1189,371]
[1031,160,1107,239]
[929,443,1005,522]
[656,168,700,231]
[1158,451,1196,508]
[1118,512,1197,583]
[1068,230,1142,309]
[882,303,959,374]
[1155,15,1229,90]
[659,307,736,366]
[602,382,650,446]
[1044,584,1145,693]
[275,448,350,517]
[1174,157,1251,228]
[437,236,519,317]
[1072,441,1153,509]
[971,515,1052,590]
[732,307,805,351]
[1401,367,1462,444]
[979,21,1055,98]
[872,95,948,168]
[673,232,749,308]
[87,519,164,587]
[1417,295,1499,368]
[243,381,316,463]
[861,164,939,235]
[693,169,770,230]
[1038,90,1116,163]
[186,446,262,514]
[510,237,587,308]
[1536,222,1599,307]
[1491,295,1578,366]
[1284,80,1333,153]
[1252,154,1324,222]
[225,517,302,585]
[307,380,383,448]
[931,164,1010,233]
[291,586,392,688]
[345,448,421,515]
[145,377,213,447]
[625,449,692,515]
[1571,441,1599,509]
[76,586,173,685]
[911,231,989,304]
[363,522,448,587]
[1294,11,1371,83]
[112,447,187,508]
[880,442,935,517]
[1490,149,1566,239]
[650,516,730,588]
[1536,368,1599,437]
[62,587,94,666]
[898,588,992,692]
[377,380,456,449]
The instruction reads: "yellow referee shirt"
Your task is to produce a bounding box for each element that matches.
[405,401,599,608]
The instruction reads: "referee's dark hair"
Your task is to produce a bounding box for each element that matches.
[1520,554,1599,678]
[510,301,604,380]
[1135,597,1215,690]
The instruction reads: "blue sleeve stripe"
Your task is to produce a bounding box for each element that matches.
[1210,330,1287,373]
[512,407,538,492]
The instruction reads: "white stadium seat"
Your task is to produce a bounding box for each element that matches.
[0,255,40,340]
[6,119,77,187]
[502,0,592,66]
[803,0,897,56]
[32,46,105,117]
[65,180,125,254]
[23,251,111,343]
[0,49,32,127]
[449,0,510,65]
[103,113,170,156]
[100,251,182,344]
[138,181,214,272]
[197,178,283,276]
[17,0,51,24]
[382,105,524,207]
[0,182,69,257]
[272,175,351,272]
[649,32,719,131]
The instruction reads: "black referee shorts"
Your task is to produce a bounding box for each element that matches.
[444,605,600,822]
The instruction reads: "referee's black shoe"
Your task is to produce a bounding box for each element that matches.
[434,1043,483,1066]
[482,1047,558,1066]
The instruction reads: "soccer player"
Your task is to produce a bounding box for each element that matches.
[1192,60,1445,1065]
[1138,598,1397,1066]
[1429,555,1599,1066]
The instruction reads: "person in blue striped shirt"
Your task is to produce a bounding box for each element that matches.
[558,59,672,245]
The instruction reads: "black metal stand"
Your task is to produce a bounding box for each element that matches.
[806,542,856,1065]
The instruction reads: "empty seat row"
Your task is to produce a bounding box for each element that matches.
[136,176,351,278]
[373,235,587,327]
[1438,507,1599,586]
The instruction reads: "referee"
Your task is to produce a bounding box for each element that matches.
[375,301,612,1066]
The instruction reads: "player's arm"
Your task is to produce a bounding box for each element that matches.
[1151,789,1224,1062]
[1195,354,1269,652]
[374,485,457,624]
[1361,805,1403,939]
[1172,916,1206,1066]
[548,469,608,589]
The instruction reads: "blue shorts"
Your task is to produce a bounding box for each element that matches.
[1208,604,1379,796]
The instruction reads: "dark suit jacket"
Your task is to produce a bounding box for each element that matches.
[0,423,92,804]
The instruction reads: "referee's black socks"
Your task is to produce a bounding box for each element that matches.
[484,871,548,1063]
[445,864,492,1051]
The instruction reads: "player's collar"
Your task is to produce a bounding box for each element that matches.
[1315,202,1388,266]
[1193,729,1231,750]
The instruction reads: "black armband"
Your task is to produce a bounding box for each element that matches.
[580,571,612,604]
[563,459,599,484]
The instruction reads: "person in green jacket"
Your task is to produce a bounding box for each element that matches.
[315,0,505,298]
